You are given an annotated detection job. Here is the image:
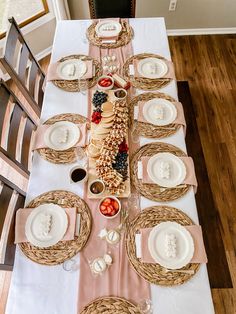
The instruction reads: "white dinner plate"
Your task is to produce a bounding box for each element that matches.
[44,121,80,151]
[25,204,68,248]
[143,98,177,126]
[148,221,194,269]
[147,152,186,187]
[95,20,122,38]
[57,59,87,80]
[137,57,168,79]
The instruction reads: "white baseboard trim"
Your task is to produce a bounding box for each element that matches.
[167,27,236,36]
[36,45,52,60]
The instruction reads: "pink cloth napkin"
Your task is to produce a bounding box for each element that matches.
[15,207,77,244]
[137,100,186,129]
[32,123,87,150]
[133,59,176,80]
[139,225,208,264]
[141,156,198,192]
[97,18,121,42]
[46,60,93,81]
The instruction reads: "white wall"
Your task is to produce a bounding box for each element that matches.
[0,0,56,62]
[24,18,56,56]
[67,0,236,29]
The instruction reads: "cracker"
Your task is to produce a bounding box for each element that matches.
[101,101,113,112]
[101,111,115,118]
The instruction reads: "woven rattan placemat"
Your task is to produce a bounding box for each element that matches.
[19,190,92,266]
[52,55,102,92]
[80,297,141,314]
[125,206,200,286]
[38,113,89,164]
[130,142,189,202]
[86,20,134,49]
[123,53,172,90]
[129,92,180,138]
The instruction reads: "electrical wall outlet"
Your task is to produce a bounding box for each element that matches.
[169,0,177,11]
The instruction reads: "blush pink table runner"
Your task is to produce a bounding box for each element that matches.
[78,18,151,312]
[139,225,208,264]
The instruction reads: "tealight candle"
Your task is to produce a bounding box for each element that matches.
[91,258,107,274]
[106,230,120,244]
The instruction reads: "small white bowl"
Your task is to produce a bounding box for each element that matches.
[98,196,121,219]
[89,179,105,196]
[97,75,114,91]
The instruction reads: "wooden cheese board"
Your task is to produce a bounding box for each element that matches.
[87,89,131,199]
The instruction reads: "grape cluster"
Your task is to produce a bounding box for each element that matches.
[92,91,108,109]
[112,152,128,181]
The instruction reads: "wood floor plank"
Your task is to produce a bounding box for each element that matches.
[211,289,235,314]
[169,33,236,313]
[178,81,232,288]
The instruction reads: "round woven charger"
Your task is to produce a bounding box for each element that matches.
[130,142,189,202]
[53,55,102,92]
[123,53,172,90]
[19,190,92,266]
[129,92,180,138]
[125,206,200,286]
[86,20,134,49]
[38,113,89,164]
[80,297,141,314]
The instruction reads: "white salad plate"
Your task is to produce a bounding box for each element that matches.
[148,221,194,269]
[147,152,186,187]
[57,59,87,80]
[95,20,122,37]
[25,204,68,248]
[143,98,177,126]
[137,57,168,79]
[44,121,80,151]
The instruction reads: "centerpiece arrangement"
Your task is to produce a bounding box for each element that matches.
[87,87,130,198]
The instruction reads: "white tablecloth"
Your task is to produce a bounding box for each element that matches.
[6,18,215,314]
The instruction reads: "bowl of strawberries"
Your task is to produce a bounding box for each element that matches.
[97,75,114,91]
[99,196,121,219]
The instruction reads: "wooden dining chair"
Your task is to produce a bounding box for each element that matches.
[88,0,136,18]
[0,79,37,176]
[0,175,25,270]
[0,17,45,119]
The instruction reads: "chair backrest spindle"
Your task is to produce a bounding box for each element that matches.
[0,17,45,119]
[0,175,25,270]
[0,80,37,175]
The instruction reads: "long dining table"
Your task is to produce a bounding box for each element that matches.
[6,18,215,314]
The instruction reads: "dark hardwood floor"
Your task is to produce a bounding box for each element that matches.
[169,34,236,314]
